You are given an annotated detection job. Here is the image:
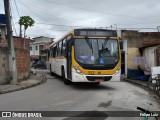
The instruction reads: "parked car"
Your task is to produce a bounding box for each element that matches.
[34,60,46,69]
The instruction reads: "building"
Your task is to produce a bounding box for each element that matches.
[0,23,31,84]
[30,36,54,62]
[118,30,160,79]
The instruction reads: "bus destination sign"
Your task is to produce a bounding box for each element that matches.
[74,29,117,37]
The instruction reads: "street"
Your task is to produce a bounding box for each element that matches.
[0,69,159,120]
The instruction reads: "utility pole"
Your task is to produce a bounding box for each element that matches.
[19,24,22,38]
[4,0,18,84]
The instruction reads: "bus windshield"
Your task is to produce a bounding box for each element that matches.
[74,38,119,65]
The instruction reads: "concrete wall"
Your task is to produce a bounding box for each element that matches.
[142,47,157,70]
[127,48,141,69]
[156,46,160,66]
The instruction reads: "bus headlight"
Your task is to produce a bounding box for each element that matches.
[74,66,83,75]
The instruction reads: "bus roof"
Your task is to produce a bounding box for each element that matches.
[47,29,74,49]
[47,28,117,49]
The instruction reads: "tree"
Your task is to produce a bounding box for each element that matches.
[18,16,35,38]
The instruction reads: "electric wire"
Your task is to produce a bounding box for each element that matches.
[10,1,18,36]
[13,0,20,17]
[45,0,160,23]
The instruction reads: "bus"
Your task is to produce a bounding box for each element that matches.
[47,28,121,85]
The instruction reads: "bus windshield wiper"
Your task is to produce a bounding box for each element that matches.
[85,37,93,54]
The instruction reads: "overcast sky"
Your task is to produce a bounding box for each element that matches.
[0,0,160,39]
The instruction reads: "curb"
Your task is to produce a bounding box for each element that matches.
[0,74,47,95]
[124,79,160,101]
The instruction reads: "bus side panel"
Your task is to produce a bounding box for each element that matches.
[55,58,64,76]
[50,58,56,73]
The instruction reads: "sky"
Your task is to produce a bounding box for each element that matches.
[0,0,160,39]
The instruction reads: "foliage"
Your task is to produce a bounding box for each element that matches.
[18,16,35,30]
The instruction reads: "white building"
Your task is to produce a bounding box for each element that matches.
[30,36,54,61]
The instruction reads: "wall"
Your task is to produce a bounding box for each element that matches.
[127,48,141,69]
[30,43,44,56]
[0,47,10,84]
[0,37,30,84]
[141,33,160,47]
[121,31,160,69]
[156,46,160,66]
[142,47,157,70]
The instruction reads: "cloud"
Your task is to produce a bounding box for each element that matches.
[1,0,160,38]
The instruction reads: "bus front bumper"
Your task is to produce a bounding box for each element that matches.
[71,69,121,82]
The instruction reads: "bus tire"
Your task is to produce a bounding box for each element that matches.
[62,69,71,85]
[50,65,54,76]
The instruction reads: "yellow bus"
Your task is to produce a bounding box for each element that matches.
[47,28,121,85]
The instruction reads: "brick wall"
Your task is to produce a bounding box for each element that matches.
[0,37,30,84]
[141,36,160,47]
[0,38,8,47]
[121,31,160,48]
[0,47,10,84]
[16,49,30,80]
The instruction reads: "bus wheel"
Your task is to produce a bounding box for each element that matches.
[62,70,71,85]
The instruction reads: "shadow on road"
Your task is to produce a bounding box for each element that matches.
[70,83,115,91]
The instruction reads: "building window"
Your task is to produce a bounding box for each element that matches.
[56,43,59,56]
[35,46,38,50]
[30,46,32,51]
[39,45,44,54]
[39,45,44,50]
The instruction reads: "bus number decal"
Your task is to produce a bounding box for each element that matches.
[88,71,95,75]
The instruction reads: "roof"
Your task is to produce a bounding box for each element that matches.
[0,14,6,25]
[32,36,54,39]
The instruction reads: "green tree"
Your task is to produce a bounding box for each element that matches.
[18,16,35,38]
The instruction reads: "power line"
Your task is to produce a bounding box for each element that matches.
[36,22,84,28]
[18,0,160,28]
[45,0,160,23]
[13,0,20,17]
[18,0,50,23]
[10,1,18,36]
[18,0,75,22]
[15,0,160,36]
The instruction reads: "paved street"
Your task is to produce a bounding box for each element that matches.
[0,69,159,120]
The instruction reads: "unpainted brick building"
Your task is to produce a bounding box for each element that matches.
[0,30,30,84]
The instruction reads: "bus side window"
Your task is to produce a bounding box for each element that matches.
[47,49,50,60]
[56,43,59,56]
[62,39,66,56]
[59,41,62,56]
[50,49,52,57]
[53,47,56,57]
